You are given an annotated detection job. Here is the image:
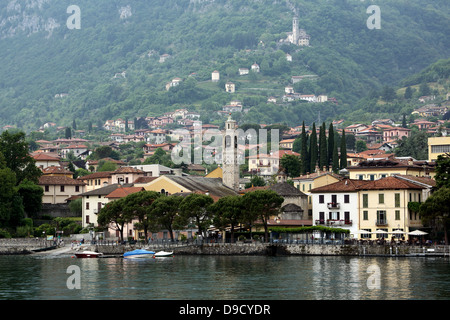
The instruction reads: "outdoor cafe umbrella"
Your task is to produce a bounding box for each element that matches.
[352,229,373,234]
[372,229,388,235]
[390,229,406,235]
[408,230,428,236]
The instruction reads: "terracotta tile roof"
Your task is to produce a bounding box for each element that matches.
[292,172,343,181]
[394,175,436,187]
[105,187,144,199]
[39,175,86,186]
[113,166,145,174]
[310,176,425,193]
[133,176,159,184]
[32,153,61,161]
[78,171,113,180]
[42,166,73,175]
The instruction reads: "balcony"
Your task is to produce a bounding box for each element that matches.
[327,202,340,209]
[316,219,352,226]
[375,219,388,226]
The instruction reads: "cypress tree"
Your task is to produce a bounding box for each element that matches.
[328,123,334,168]
[340,130,347,169]
[319,122,327,171]
[309,123,317,173]
[300,121,309,174]
[332,142,339,173]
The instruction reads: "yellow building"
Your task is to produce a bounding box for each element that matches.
[358,178,425,239]
[310,176,427,240]
[346,158,436,180]
[428,136,450,161]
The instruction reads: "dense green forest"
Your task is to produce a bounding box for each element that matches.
[0,0,448,131]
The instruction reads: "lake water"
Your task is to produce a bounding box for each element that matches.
[0,254,449,301]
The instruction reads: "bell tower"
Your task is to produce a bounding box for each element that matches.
[292,16,299,45]
[222,115,240,191]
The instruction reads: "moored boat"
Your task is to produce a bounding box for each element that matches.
[153,251,173,257]
[123,249,155,259]
[75,251,102,258]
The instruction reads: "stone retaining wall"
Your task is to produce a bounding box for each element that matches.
[93,243,449,257]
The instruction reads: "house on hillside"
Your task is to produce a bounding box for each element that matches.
[225,82,235,93]
[211,70,220,82]
[38,175,86,204]
[382,127,411,143]
[33,153,61,170]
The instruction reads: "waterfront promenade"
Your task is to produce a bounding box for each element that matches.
[1,238,449,257]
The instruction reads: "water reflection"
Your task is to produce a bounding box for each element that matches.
[0,255,448,300]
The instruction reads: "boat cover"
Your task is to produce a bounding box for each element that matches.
[123,249,155,257]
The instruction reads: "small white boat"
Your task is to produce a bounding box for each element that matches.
[75,251,102,258]
[153,251,173,258]
[123,249,155,259]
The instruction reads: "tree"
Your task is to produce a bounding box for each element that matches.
[404,86,413,99]
[318,122,328,170]
[280,154,301,178]
[332,142,339,173]
[179,193,214,238]
[97,160,118,172]
[356,140,367,153]
[419,186,450,244]
[300,122,309,175]
[327,123,335,169]
[245,175,266,189]
[381,85,396,102]
[309,123,317,173]
[395,129,428,160]
[211,195,244,243]
[241,189,284,242]
[16,179,43,218]
[339,130,347,169]
[121,191,161,241]
[98,198,133,241]
[65,127,72,139]
[150,195,184,242]
[0,131,41,185]
[402,114,407,128]
[0,166,20,228]
[435,153,450,189]
[419,82,431,97]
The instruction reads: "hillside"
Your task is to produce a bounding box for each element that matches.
[0,0,448,130]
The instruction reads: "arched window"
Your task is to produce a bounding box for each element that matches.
[225,135,231,148]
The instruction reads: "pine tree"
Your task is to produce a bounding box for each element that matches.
[339,130,347,169]
[309,123,317,173]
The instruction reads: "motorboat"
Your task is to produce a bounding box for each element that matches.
[153,251,174,258]
[75,251,102,258]
[123,249,156,259]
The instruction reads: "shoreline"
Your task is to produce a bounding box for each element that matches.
[1,242,449,258]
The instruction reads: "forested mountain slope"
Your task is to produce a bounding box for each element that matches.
[0,0,448,130]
